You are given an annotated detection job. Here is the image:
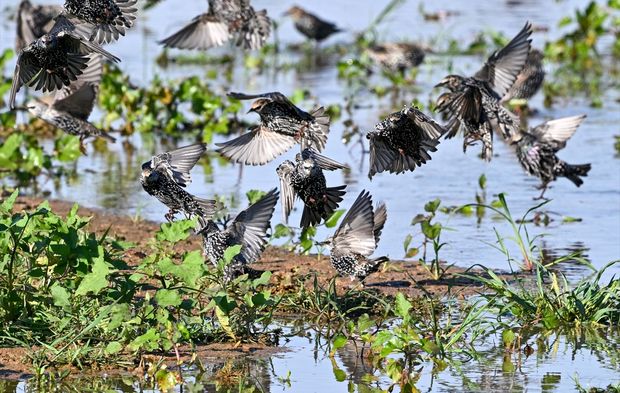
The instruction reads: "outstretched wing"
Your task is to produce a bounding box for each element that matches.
[373,203,387,245]
[227,91,314,121]
[149,143,207,187]
[9,49,40,109]
[216,125,296,166]
[402,107,446,140]
[300,148,347,170]
[367,134,397,179]
[52,54,103,119]
[531,115,586,150]
[159,13,230,49]
[474,21,533,97]
[275,161,296,224]
[332,190,377,257]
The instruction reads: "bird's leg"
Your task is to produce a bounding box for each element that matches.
[165,209,177,222]
[534,183,550,201]
[79,136,88,155]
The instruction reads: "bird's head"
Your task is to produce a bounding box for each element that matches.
[283,6,304,19]
[248,98,270,115]
[24,100,45,116]
[140,162,153,178]
[528,49,544,63]
[434,75,463,91]
[317,236,333,249]
[299,159,314,177]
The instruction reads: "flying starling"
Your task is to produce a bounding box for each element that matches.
[283,6,341,43]
[513,115,591,199]
[198,188,279,279]
[435,21,533,161]
[217,91,330,165]
[159,0,271,50]
[23,54,115,153]
[62,0,138,44]
[366,42,425,74]
[141,143,218,222]
[9,14,120,110]
[15,0,62,52]
[276,148,347,229]
[502,49,545,102]
[366,106,445,179]
[320,190,388,281]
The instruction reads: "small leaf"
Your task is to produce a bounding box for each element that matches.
[424,199,441,214]
[325,210,345,228]
[246,189,267,204]
[332,334,347,351]
[75,247,111,296]
[478,174,487,190]
[394,293,412,319]
[50,284,71,307]
[105,341,122,355]
[223,244,242,264]
[155,289,182,307]
[502,329,516,348]
[403,234,412,253]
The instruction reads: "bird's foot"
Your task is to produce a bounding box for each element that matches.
[79,141,88,155]
[165,210,177,222]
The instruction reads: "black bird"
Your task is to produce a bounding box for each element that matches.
[15,0,62,52]
[502,49,545,102]
[159,0,271,50]
[23,54,115,154]
[283,6,341,43]
[63,0,138,44]
[141,143,217,222]
[217,91,330,165]
[366,106,445,179]
[435,22,533,161]
[9,14,120,109]
[366,42,425,74]
[513,115,591,199]
[320,190,388,281]
[198,189,279,279]
[276,148,347,229]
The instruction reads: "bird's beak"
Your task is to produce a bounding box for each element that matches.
[247,108,256,114]
[282,9,292,16]
[13,106,28,111]
[434,78,448,88]
[317,240,331,247]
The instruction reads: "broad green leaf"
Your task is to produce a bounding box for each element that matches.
[75,247,111,296]
[325,210,345,228]
[105,341,122,355]
[155,289,182,307]
[332,334,347,351]
[0,189,18,212]
[223,244,242,264]
[246,189,266,204]
[394,293,412,319]
[50,284,71,307]
[502,329,516,348]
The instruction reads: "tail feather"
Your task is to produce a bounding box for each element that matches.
[356,256,389,279]
[299,185,346,228]
[561,162,591,187]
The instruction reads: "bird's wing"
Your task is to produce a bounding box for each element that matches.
[87,0,138,45]
[402,107,446,139]
[332,190,377,257]
[531,115,586,150]
[373,203,387,245]
[52,16,120,62]
[474,21,533,97]
[159,13,230,49]
[275,161,296,223]
[368,134,397,179]
[52,54,103,119]
[150,143,207,187]
[216,125,297,165]
[227,188,279,264]
[9,49,40,109]
[445,85,483,123]
[300,148,347,170]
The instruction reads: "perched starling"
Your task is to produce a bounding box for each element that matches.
[63,0,137,44]
[15,0,62,52]
[435,22,533,161]
[217,91,330,165]
[9,14,120,110]
[24,54,115,153]
[502,49,545,102]
[277,148,347,229]
[366,43,425,74]
[198,188,279,279]
[159,0,271,50]
[283,6,341,43]
[320,190,388,281]
[141,143,217,222]
[513,115,591,199]
[366,106,445,179]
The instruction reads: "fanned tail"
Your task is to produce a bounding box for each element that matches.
[299,185,346,229]
[560,162,591,187]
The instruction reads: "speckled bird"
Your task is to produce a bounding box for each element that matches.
[159,0,271,50]
[320,190,388,281]
[198,188,278,279]
[366,106,445,179]
[513,115,591,199]
[277,148,347,229]
[9,14,120,110]
[63,0,137,44]
[217,91,330,165]
[283,6,341,43]
[23,54,115,153]
[141,143,218,222]
[435,22,533,161]
[502,49,545,102]
[15,0,62,52]
[366,42,425,74]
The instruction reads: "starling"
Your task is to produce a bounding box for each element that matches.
[276,148,347,229]
[9,14,120,110]
[502,49,545,102]
[366,43,425,74]
[159,0,271,50]
[513,115,591,199]
[366,106,445,179]
[15,0,62,52]
[320,190,388,281]
[62,0,138,44]
[435,22,533,161]
[217,91,330,165]
[283,6,341,43]
[24,54,115,153]
[141,143,218,222]
[198,188,279,278]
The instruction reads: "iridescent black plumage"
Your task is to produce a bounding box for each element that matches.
[276,148,347,229]
[15,0,62,52]
[159,0,271,50]
[217,91,330,165]
[514,115,591,199]
[322,190,388,281]
[284,6,341,42]
[366,106,444,179]
[502,49,545,101]
[435,22,533,161]
[366,42,425,74]
[198,189,278,279]
[140,144,217,221]
[63,0,137,44]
